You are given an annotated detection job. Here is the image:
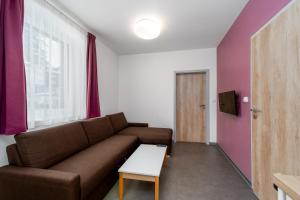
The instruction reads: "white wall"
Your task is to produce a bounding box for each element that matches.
[0,136,15,166]
[96,39,119,116]
[118,48,217,143]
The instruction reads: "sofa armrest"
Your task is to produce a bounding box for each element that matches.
[0,166,80,200]
[128,122,149,127]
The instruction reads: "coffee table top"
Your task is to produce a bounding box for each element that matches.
[118,144,167,177]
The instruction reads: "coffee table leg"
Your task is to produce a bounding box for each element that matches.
[119,173,124,200]
[155,176,159,200]
[163,154,168,167]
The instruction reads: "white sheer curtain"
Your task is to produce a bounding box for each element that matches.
[23,0,87,129]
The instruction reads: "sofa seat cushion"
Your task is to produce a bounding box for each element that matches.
[118,127,172,145]
[50,135,138,200]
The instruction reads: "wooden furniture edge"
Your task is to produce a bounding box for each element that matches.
[119,173,124,200]
[163,154,169,166]
[155,176,159,200]
[273,173,300,200]
[118,172,160,200]
[120,172,156,182]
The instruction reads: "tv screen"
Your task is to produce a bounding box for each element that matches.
[218,91,238,116]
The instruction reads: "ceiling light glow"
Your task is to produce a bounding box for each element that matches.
[134,19,161,40]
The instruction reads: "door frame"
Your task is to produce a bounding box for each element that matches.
[250,0,297,184]
[174,69,210,144]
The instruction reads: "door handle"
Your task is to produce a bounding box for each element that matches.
[200,105,206,109]
[251,108,262,113]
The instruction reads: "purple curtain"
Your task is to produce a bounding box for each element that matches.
[86,33,101,118]
[0,0,27,135]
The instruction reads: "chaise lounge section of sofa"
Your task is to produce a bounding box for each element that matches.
[0,112,172,200]
[107,112,173,155]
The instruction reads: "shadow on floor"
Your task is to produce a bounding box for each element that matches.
[104,142,257,200]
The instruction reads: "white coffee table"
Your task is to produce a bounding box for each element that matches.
[118,144,168,200]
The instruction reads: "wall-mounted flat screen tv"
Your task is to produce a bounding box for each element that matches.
[218,91,238,116]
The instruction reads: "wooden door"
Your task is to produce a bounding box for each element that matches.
[251,1,300,200]
[176,73,206,143]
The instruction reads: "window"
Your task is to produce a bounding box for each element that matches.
[24,0,87,128]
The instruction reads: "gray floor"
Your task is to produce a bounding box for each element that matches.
[104,142,257,200]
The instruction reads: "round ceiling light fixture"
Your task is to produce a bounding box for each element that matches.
[134,18,161,40]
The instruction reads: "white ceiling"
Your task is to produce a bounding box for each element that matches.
[55,0,248,55]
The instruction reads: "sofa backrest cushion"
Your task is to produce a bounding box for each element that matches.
[81,117,114,145]
[6,144,23,166]
[15,122,89,168]
[107,112,128,133]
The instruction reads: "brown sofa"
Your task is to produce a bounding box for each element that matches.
[0,112,172,200]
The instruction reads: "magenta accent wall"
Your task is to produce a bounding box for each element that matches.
[217,0,291,181]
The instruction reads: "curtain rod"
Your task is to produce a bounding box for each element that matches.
[42,0,91,34]
[39,0,117,53]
